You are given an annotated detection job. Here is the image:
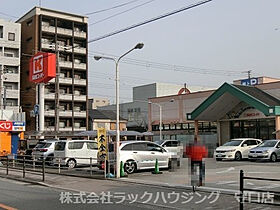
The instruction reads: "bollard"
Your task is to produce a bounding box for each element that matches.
[12,154,15,168]
[90,157,92,177]
[42,159,45,182]
[6,156,9,175]
[32,154,35,170]
[23,156,26,178]
[58,158,61,174]
[120,161,125,177]
[240,170,244,210]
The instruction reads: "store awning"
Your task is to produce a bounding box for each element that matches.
[187,83,280,121]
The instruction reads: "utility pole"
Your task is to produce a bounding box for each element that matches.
[247,70,251,81]
[54,43,60,132]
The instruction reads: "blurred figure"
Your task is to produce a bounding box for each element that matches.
[185,137,208,189]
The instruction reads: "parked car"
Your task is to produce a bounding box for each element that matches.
[248,140,280,162]
[32,139,58,163]
[97,141,170,174]
[54,140,98,168]
[214,138,262,161]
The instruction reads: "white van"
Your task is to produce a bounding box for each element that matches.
[54,140,98,168]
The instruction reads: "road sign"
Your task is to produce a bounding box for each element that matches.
[34,104,39,116]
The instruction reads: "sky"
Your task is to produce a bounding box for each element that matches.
[1,0,280,103]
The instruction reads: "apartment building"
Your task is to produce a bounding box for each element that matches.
[17,7,88,131]
[0,19,21,114]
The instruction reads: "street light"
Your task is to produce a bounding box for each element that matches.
[94,43,144,178]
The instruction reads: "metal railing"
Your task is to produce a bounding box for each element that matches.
[0,155,102,182]
[239,170,280,210]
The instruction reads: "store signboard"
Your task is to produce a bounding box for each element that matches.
[0,121,25,131]
[241,78,259,86]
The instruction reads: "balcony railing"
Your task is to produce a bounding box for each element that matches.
[74,111,86,117]
[74,95,86,101]
[74,31,86,39]
[4,73,19,82]
[74,78,86,86]
[5,89,19,98]
[74,47,86,54]
[74,63,86,70]
[59,61,73,68]
[42,25,55,33]
[57,27,72,36]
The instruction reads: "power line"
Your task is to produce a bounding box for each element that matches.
[89,0,156,26]
[85,0,141,15]
[88,0,212,43]
[0,11,19,19]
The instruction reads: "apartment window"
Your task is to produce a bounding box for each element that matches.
[8,32,15,41]
[27,19,33,26]
[0,26,3,38]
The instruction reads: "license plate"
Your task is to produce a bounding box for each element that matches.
[252,154,258,157]
[217,154,222,157]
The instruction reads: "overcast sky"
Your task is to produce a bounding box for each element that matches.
[2,0,280,103]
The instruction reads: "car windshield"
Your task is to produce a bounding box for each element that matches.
[35,142,51,148]
[155,140,164,145]
[259,141,277,147]
[223,140,242,146]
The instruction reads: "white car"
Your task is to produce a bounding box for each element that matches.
[32,139,58,162]
[155,140,183,156]
[54,140,98,168]
[120,141,170,174]
[214,138,262,161]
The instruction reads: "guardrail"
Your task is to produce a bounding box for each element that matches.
[0,155,102,182]
[239,170,280,210]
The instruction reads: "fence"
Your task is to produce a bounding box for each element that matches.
[0,155,102,182]
[239,170,280,210]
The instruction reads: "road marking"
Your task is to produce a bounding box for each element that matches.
[216,167,235,174]
[0,203,17,210]
[216,181,236,185]
[252,183,280,190]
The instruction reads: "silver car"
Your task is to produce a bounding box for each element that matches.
[32,139,58,162]
[248,140,280,162]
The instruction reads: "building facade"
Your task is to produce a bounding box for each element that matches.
[0,19,21,113]
[88,97,110,109]
[99,82,211,132]
[17,7,88,132]
[149,77,280,156]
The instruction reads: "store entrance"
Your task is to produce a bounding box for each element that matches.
[230,118,275,140]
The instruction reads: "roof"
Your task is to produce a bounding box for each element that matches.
[187,82,280,121]
[76,130,153,137]
[89,110,127,121]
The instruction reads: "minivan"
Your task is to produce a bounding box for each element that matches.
[54,140,98,168]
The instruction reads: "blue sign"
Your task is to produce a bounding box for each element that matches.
[12,122,25,126]
[34,104,39,115]
[241,78,259,86]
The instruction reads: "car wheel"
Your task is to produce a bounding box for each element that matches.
[270,153,277,162]
[46,154,54,165]
[67,159,76,169]
[124,160,137,174]
[235,152,242,161]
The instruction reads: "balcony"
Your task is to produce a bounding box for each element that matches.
[60,77,72,85]
[41,42,52,50]
[74,63,86,70]
[57,27,72,36]
[45,93,55,99]
[0,55,20,65]
[74,111,86,117]
[74,31,86,39]
[60,94,73,101]
[74,95,86,101]
[5,89,19,98]
[4,73,19,82]
[73,127,86,131]
[59,61,72,68]
[45,110,72,117]
[42,25,55,33]
[5,106,19,112]
[74,78,86,86]
[74,47,86,54]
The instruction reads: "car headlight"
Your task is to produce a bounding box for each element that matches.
[262,150,269,154]
[227,149,236,152]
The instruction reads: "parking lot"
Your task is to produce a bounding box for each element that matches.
[124,158,280,192]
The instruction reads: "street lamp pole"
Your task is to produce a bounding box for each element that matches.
[94,43,144,178]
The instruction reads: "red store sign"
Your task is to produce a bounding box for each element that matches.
[0,121,13,131]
